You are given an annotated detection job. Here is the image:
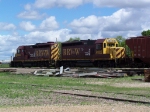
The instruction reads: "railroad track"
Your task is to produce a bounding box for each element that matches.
[45,90,150,105]
[1,81,150,105]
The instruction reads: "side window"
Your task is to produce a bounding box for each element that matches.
[104,43,106,48]
[116,44,118,47]
[84,42,87,45]
[96,44,102,50]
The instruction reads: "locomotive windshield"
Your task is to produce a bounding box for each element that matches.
[17,49,24,53]
[17,49,21,53]
[108,43,115,47]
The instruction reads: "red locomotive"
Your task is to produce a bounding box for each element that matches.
[10,42,59,67]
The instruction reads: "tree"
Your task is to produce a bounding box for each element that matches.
[115,36,131,57]
[115,36,125,47]
[67,37,80,42]
[141,29,150,36]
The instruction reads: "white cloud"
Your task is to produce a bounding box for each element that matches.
[19,21,36,31]
[24,29,70,43]
[17,10,46,19]
[34,0,84,8]
[92,0,150,8]
[0,35,21,61]
[24,4,32,10]
[69,8,150,38]
[0,23,16,30]
[70,15,99,34]
[33,0,150,9]
[23,29,100,44]
[40,16,59,30]
[18,16,59,31]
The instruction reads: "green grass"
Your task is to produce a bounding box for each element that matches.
[0,63,10,68]
[0,72,149,106]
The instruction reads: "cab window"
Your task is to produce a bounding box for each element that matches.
[17,49,20,53]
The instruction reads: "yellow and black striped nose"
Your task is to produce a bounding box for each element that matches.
[51,43,60,61]
[116,48,125,58]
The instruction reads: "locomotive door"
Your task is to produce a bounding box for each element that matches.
[96,43,103,54]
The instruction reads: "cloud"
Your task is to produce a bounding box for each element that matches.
[40,16,59,30]
[23,29,70,43]
[17,10,46,19]
[69,15,99,34]
[33,0,150,9]
[0,23,16,31]
[23,29,100,44]
[69,8,150,38]
[0,35,21,61]
[92,0,150,8]
[24,4,32,10]
[18,16,59,31]
[19,21,36,31]
[34,0,84,8]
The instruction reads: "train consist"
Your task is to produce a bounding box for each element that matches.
[10,36,150,68]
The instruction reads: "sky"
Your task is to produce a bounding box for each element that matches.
[0,0,150,62]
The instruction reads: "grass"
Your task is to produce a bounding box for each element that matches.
[0,72,150,107]
[0,63,10,68]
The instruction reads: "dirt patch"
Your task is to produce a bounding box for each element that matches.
[0,104,150,112]
[87,81,107,85]
[87,81,150,88]
[112,82,150,88]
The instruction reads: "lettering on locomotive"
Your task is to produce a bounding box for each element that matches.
[35,50,49,57]
[63,48,80,56]
[96,50,102,54]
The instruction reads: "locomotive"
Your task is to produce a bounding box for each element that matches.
[57,38,126,67]
[10,36,150,68]
[10,42,60,67]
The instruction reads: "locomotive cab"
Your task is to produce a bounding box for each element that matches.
[13,46,25,60]
[95,38,125,60]
[105,38,125,59]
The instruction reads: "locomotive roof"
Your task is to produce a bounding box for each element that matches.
[62,41,82,44]
[18,46,24,49]
[62,39,96,46]
[35,42,54,45]
[95,39,105,43]
[17,42,55,49]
